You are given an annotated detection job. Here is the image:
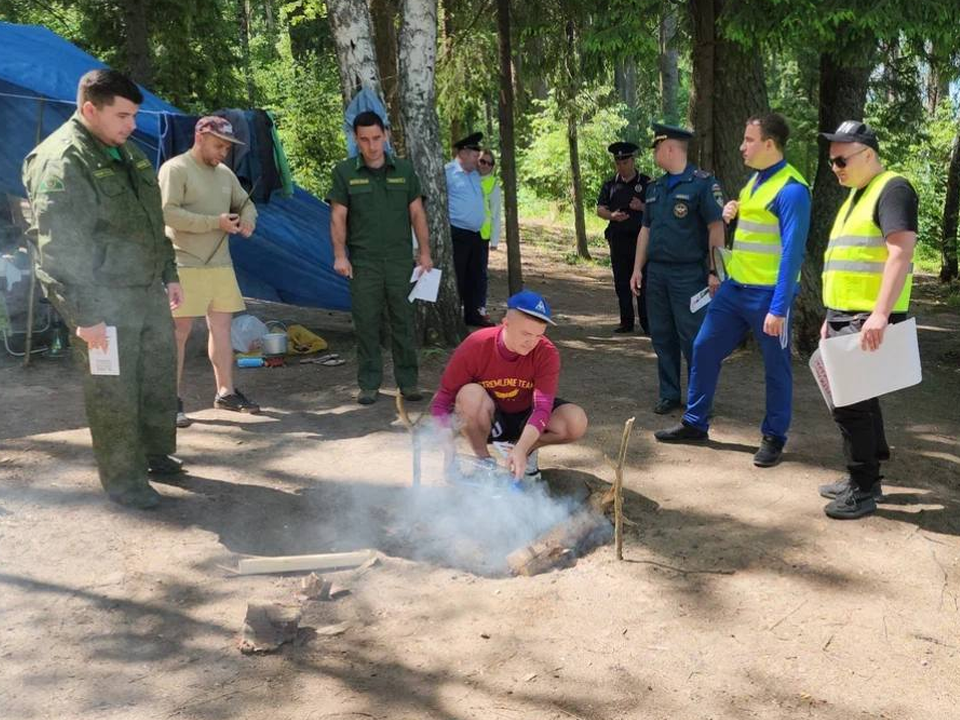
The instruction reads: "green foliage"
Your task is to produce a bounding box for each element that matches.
[520,88,647,207]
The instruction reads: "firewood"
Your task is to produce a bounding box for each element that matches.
[506,506,610,576]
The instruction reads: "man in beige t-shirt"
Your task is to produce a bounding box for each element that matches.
[158,116,260,426]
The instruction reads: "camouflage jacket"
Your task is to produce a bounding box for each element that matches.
[22,113,178,327]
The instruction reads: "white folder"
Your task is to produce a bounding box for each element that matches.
[818,317,922,407]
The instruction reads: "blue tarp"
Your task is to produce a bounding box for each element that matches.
[0,22,350,312]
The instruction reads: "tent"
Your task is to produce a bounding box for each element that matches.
[0,22,350,312]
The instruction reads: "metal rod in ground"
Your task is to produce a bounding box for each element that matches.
[614,416,635,561]
[396,394,421,487]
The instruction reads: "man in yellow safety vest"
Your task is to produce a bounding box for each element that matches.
[654,113,810,469]
[815,121,918,519]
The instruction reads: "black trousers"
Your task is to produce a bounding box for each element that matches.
[608,235,648,333]
[826,310,899,490]
[451,226,485,323]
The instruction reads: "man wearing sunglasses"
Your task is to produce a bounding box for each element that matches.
[654,113,810,469]
[597,141,651,335]
[816,121,918,519]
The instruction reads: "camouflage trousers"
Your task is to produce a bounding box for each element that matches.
[62,283,177,495]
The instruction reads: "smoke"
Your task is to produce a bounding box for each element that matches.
[331,419,607,577]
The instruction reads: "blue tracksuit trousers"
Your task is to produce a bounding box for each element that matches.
[683,281,793,444]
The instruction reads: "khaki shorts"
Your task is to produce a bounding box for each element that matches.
[172,266,246,318]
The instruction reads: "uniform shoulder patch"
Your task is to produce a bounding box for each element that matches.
[694,169,711,179]
[36,175,65,193]
[711,182,724,207]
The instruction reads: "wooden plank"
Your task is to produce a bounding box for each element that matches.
[237,550,374,576]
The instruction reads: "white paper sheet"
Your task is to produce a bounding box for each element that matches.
[818,317,922,407]
[408,268,442,303]
[690,286,711,313]
[88,326,120,376]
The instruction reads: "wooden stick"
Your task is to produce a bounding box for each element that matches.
[237,550,373,576]
[396,394,422,487]
[614,417,635,561]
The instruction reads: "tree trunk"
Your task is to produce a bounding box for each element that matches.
[371,0,406,154]
[568,114,590,260]
[658,5,679,124]
[497,0,523,294]
[687,0,714,171]
[614,59,637,111]
[711,16,767,198]
[794,39,876,354]
[237,0,255,104]
[940,129,960,282]
[399,0,465,345]
[328,0,384,106]
[121,0,153,85]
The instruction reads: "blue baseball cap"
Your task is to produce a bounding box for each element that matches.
[507,290,555,325]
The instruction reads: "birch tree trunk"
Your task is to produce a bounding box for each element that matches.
[399,0,465,345]
[497,0,523,294]
[328,0,384,106]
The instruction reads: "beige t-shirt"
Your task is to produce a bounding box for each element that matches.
[158,151,258,268]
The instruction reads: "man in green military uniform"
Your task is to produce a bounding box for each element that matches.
[22,69,183,510]
[329,110,432,405]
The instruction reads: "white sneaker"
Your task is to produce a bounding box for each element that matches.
[176,398,192,428]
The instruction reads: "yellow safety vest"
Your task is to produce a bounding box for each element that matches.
[728,163,808,286]
[822,170,912,313]
[480,174,497,241]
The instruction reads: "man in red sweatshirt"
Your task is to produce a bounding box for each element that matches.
[431,290,588,481]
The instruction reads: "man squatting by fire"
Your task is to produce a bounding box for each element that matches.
[430,290,588,482]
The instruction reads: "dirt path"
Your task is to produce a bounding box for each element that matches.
[1,234,958,720]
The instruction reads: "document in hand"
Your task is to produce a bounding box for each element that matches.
[408,268,442,303]
[690,286,711,313]
[818,317,921,407]
[88,326,120,376]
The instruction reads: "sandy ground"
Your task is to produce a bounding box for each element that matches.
[2,233,959,720]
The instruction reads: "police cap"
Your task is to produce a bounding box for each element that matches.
[454,132,483,151]
[608,141,639,160]
[651,123,694,148]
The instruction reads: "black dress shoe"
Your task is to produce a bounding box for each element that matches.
[614,325,634,334]
[147,454,185,475]
[753,435,784,467]
[654,422,708,443]
[653,398,682,415]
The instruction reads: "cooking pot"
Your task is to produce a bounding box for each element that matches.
[262,321,288,356]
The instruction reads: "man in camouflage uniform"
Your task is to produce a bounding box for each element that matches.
[22,69,184,510]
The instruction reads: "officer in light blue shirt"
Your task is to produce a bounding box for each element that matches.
[445,132,492,326]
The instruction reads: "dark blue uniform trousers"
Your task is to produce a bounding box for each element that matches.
[682,281,793,444]
[646,261,709,403]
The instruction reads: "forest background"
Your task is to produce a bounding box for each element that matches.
[2,0,958,347]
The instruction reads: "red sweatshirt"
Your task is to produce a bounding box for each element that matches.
[431,326,560,433]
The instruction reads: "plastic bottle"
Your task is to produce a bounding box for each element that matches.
[237,356,265,368]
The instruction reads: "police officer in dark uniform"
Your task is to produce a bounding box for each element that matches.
[597,142,651,334]
[630,124,725,414]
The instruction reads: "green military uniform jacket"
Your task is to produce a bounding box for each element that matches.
[327,153,422,262]
[22,113,178,328]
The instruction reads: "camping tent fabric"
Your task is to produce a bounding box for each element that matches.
[0,22,350,312]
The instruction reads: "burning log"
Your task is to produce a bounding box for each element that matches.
[506,502,612,576]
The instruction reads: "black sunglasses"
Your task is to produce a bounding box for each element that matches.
[829,147,868,169]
